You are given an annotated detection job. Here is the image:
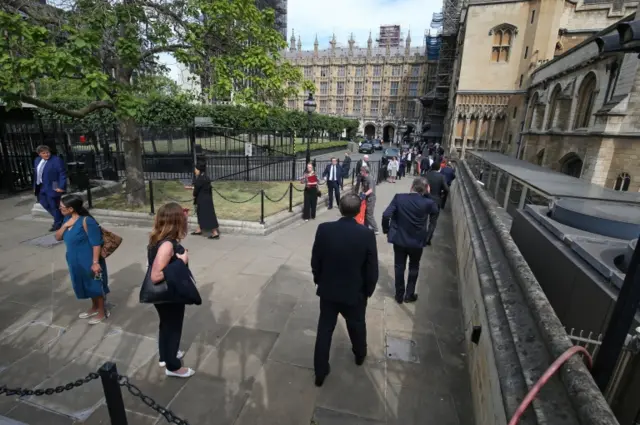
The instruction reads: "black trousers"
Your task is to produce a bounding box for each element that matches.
[393,245,423,298]
[427,207,440,244]
[154,303,185,371]
[314,298,367,377]
[327,180,340,208]
[303,187,318,219]
[441,191,449,210]
[406,161,412,174]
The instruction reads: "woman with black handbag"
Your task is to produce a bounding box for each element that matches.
[145,202,195,378]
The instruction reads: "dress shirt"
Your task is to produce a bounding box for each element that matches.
[330,164,337,181]
[36,159,47,185]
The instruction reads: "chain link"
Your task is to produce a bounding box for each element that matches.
[0,372,99,397]
[117,374,189,425]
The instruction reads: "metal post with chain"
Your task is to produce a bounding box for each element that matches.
[0,362,189,425]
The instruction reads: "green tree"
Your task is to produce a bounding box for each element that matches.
[0,0,304,206]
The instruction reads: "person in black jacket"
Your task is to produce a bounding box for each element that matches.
[424,162,450,245]
[185,163,219,239]
[341,152,351,189]
[311,193,379,387]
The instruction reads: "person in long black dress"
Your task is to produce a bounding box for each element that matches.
[185,163,219,240]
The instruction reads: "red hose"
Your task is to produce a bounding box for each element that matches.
[508,346,593,425]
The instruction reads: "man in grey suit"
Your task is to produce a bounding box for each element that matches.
[424,162,449,245]
[354,166,379,234]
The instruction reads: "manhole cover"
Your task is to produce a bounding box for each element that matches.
[22,234,63,248]
[385,335,420,363]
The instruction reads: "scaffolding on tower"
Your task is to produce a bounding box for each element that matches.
[420,0,462,147]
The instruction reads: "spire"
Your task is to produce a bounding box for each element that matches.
[290,29,296,51]
[348,33,355,54]
[314,34,319,56]
[297,35,302,51]
[405,30,411,54]
[367,31,372,55]
[330,33,337,54]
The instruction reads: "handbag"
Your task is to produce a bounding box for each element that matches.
[83,217,122,258]
[139,240,179,304]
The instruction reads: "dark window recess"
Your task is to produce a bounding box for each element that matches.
[531,10,535,23]
[519,74,524,88]
[513,107,518,118]
[524,46,529,59]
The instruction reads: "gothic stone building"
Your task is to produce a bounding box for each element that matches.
[521,13,640,192]
[445,0,637,163]
[282,31,429,143]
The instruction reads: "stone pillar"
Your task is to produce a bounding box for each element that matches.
[461,117,471,157]
[488,118,497,151]
[474,117,484,149]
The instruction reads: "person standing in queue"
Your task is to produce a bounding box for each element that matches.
[322,157,341,210]
[424,162,449,245]
[440,160,456,210]
[381,178,439,304]
[34,145,67,231]
[311,193,379,387]
[185,162,220,240]
[341,152,352,190]
[354,166,379,234]
[300,162,319,221]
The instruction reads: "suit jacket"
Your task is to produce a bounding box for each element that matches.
[425,170,449,205]
[355,159,370,174]
[341,157,352,177]
[382,193,439,249]
[322,163,342,182]
[311,217,379,305]
[33,155,67,196]
[420,157,431,173]
[163,258,202,305]
[441,166,456,186]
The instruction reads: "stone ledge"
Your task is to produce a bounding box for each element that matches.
[31,183,352,236]
[451,159,618,425]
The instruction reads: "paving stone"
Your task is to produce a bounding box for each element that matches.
[312,407,386,425]
[81,405,159,425]
[0,322,65,351]
[315,349,387,421]
[241,255,287,277]
[0,403,73,425]
[86,329,158,369]
[166,375,249,425]
[262,266,311,298]
[0,303,33,335]
[386,385,460,425]
[0,345,33,373]
[197,326,278,385]
[268,314,317,369]
[238,291,297,333]
[0,350,70,390]
[234,361,317,425]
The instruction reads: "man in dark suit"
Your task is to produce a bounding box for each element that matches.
[440,160,456,209]
[33,145,67,231]
[382,178,439,304]
[322,157,342,209]
[355,154,370,178]
[424,162,449,245]
[419,155,431,176]
[311,193,379,387]
[341,152,351,189]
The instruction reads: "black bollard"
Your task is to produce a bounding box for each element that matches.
[99,362,129,425]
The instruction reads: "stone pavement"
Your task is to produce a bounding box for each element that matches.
[0,178,473,425]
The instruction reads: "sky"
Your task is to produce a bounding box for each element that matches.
[288,0,441,50]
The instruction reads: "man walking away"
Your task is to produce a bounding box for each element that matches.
[322,157,341,209]
[311,193,379,386]
[355,155,370,176]
[405,150,413,175]
[341,152,352,189]
[33,145,67,231]
[420,155,432,176]
[440,160,456,209]
[382,178,438,304]
[425,162,449,245]
[354,166,379,234]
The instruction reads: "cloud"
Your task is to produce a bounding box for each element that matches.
[288,0,442,50]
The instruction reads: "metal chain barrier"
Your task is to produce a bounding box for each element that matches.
[263,186,290,203]
[0,372,100,397]
[116,374,188,425]
[211,187,261,203]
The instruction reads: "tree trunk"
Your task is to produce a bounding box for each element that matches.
[119,118,146,206]
[167,132,174,154]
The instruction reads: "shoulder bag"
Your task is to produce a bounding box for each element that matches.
[139,240,178,304]
[83,217,123,258]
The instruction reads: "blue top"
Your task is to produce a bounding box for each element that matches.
[62,215,109,299]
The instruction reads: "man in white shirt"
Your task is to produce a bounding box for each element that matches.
[322,157,341,209]
[355,155,369,176]
[33,145,67,231]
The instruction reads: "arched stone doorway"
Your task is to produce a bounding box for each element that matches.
[383,125,395,144]
[559,152,583,178]
[364,124,375,140]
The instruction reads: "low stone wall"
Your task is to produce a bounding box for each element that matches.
[450,159,619,425]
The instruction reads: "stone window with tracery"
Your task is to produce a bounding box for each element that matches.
[490,24,516,63]
[614,172,631,191]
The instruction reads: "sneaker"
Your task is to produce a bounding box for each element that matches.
[159,350,185,367]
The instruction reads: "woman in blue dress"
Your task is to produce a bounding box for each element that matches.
[55,194,109,324]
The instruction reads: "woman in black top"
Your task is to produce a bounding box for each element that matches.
[186,163,219,239]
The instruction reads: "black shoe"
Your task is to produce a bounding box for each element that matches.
[208,235,220,240]
[315,365,330,387]
[328,206,333,210]
[355,354,366,366]
[395,295,404,304]
[426,240,432,246]
[404,294,418,303]
[50,225,61,232]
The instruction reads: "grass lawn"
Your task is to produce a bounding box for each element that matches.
[93,180,305,221]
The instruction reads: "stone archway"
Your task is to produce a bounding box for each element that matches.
[364,123,376,140]
[383,125,395,144]
[559,152,583,178]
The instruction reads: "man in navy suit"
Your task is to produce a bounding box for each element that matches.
[33,145,67,231]
[322,157,341,209]
[381,178,439,304]
[311,193,379,387]
[440,160,456,209]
